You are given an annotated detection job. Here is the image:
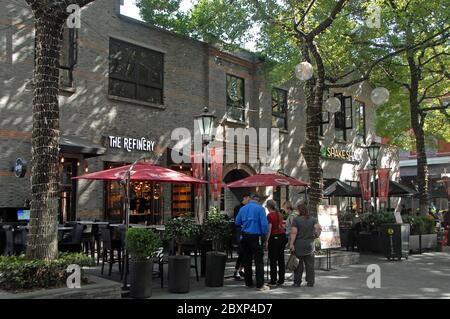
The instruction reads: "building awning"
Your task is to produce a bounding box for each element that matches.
[60,135,106,158]
[323,178,360,197]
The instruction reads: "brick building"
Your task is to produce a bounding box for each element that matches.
[0,0,398,223]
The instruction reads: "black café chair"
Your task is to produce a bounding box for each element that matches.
[58,223,85,253]
[180,239,199,282]
[99,225,122,277]
[81,224,95,259]
[2,225,14,256]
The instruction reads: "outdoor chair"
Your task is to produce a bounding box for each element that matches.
[58,223,85,253]
[99,225,122,277]
[180,240,199,282]
[81,224,95,259]
[2,225,13,256]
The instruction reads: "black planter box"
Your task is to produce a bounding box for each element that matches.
[380,223,410,260]
[130,260,153,299]
[205,251,227,287]
[168,255,191,293]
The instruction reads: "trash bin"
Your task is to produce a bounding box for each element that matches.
[380,223,410,261]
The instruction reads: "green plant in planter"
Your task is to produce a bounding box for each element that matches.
[0,253,93,292]
[165,217,201,255]
[405,215,436,235]
[202,207,232,251]
[126,228,161,261]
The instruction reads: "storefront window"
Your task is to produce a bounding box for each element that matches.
[59,27,78,89]
[59,158,77,223]
[334,94,353,141]
[354,100,366,144]
[226,74,245,122]
[171,166,194,217]
[272,88,288,130]
[109,38,164,104]
[104,162,163,224]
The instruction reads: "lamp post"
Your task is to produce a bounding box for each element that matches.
[366,141,381,213]
[121,156,146,290]
[195,107,216,216]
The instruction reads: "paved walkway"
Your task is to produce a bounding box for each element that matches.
[88,249,450,299]
[150,252,450,299]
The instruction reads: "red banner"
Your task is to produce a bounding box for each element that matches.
[191,152,203,197]
[358,169,371,201]
[378,168,390,203]
[210,147,223,201]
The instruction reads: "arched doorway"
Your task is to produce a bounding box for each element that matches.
[221,164,257,217]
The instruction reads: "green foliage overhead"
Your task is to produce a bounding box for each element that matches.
[135,0,449,150]
[126,228,161,261]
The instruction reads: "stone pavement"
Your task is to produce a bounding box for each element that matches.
[88,250,450,299]
[150,252,450,299]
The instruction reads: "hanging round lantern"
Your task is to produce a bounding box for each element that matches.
[371,87,390,106]
[295,61,314,81]
[324,97,341,113]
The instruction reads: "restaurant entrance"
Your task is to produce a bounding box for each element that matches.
[59,157,78,223]
[104,162,163,224]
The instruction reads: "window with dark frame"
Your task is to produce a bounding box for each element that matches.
[226,74,245,122]
[59,28,78,89]
[272,88,288,130]
[354,100,366,144]
[109,38,164,104]
[334,93,353,141]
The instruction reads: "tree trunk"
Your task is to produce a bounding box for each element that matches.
[26,17,64,260]
[408,52,429,216]
[301,41,325,216]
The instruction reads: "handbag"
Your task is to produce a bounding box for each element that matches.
[286,252,299,271]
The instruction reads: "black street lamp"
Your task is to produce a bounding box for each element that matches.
[366,141,381,213]
[195,107,216,215]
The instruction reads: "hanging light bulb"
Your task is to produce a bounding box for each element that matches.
[77,161,80,167]
[324,97,341,113]
[371,87,390,106]
[295,61,314,81]
[60,156,65,163]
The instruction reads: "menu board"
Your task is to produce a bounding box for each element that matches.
[318,205,341,249]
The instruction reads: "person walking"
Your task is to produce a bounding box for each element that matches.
[265,200,286,286]
[289,203,322,287]
[233,193,250,280]
[235,193,270,291]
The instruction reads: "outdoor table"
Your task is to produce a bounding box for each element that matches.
[77,221,109,225]
[57,226,73,242]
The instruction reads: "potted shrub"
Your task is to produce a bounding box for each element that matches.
[202,207,231,287]
[165,217,200,293]
[407,215,437,253]
[126,228,161,298]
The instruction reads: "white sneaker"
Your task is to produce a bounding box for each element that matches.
[257,285,270,292]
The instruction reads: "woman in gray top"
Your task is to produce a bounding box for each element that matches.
[289,203,322,287]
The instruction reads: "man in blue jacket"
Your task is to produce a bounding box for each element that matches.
[235,193,269,291]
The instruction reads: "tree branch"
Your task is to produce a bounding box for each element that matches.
[419,77,447,103]
[295,0,316,30]
[419,104,450,112]
[327,25,450,89]
[306,0,348,41]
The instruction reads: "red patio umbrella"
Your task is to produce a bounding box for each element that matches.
[73,162,207,184]
[226,173,308,188]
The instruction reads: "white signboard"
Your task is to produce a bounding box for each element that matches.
[318,205,341,249]
[108,135,156,153]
